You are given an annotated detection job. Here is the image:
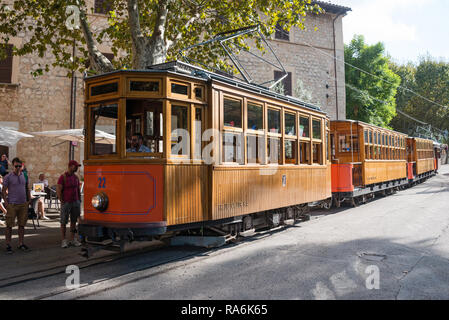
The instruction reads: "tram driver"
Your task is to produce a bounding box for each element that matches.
[127,133,152,153]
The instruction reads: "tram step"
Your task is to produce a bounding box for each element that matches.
[170,235,227,248]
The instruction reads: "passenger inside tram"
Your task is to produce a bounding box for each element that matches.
[126,133,151,153]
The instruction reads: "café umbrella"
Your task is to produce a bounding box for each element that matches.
[30,129,115,146]
[0,127,34,147]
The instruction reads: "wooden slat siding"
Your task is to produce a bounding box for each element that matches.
[416,159,435,175]
[363,160,407,185]
[164,164,209,226]
[211,165,331,220]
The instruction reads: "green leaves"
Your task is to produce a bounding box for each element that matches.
[345,35,400,128]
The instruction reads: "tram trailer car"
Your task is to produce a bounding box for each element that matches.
[330,121,437,207]
[79,61,333,247]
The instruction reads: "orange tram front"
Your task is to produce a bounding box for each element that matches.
[330,120,439,207]
[79,61,333,247]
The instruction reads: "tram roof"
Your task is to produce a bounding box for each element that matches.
[331,120,409,135]
[85,60,325,115]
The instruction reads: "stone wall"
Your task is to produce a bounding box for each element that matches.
[0,2,347,186]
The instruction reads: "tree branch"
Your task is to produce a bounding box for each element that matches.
[166,12,200,50]
[79,10,114,74]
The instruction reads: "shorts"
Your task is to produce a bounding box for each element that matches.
[6,203,28,228]
[60,201,81,225]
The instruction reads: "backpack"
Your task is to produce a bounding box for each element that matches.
[60,173,81,201]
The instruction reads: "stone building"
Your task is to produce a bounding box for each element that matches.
[0,0,350,186]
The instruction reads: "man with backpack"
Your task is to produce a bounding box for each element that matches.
[57,160,82,248]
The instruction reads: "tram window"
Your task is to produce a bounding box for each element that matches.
[171,83,188,95]
[223,132,243,163]
[374,132,377,145]
[326,132,330,162]
[247,135,264,164]
[299,116,310,138]
[267,137,281,164]
[194,108,202,160]
[126,100,163,154]
[312,119,321,139]
[171,105,189,156]
[364,130,368,142]
[369,131,373,144]
[224,98,242,128]
[268,109,280,134]
[90,82,118,97]
[313,143,322,164]
[90,103,118,156]
[130,81,159,92]
[247,103,263,131]
[285,112,296,136]
[284,139,297,164]
[339,135,359,153]
[300,142,310,164]
[365,146,369,159]
[194,87,203,100]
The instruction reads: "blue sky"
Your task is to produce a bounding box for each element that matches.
[330,0,449,64]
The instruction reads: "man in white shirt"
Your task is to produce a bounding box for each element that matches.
[35,173,50,220]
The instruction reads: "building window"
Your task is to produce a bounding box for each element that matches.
[275,23,289,41]
[94,0,112,14]
[0,44,13,83]
[273,71,292,96]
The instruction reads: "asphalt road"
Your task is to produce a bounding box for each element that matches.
[1,165,448,300]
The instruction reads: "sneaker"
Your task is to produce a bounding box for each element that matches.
[61,239,68,248]
[42,216,51,220]
[6,245,13,254]
[17,244,30,252]
[71,239,82,247]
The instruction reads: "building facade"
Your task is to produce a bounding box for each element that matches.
[0,0,350,186]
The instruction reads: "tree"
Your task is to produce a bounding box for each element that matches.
[389,57,449,142]
[0,0,322,76]
[344,35,401,128]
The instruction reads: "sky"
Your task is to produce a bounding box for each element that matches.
[330,0,449,64]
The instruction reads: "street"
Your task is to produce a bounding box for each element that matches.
[1,165,449,300]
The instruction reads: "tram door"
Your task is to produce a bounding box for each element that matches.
[126,100,164,153]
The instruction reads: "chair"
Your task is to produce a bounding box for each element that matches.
[46,185,60,211]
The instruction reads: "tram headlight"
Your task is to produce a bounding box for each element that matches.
[91,192,108,212]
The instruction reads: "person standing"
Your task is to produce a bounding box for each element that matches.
[57,160,82,248]
[2,157,31,254]
[0,175,7,227]
[0,154,9,177]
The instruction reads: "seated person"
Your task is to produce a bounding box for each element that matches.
[34,173,50,220]
[126,133,152,153]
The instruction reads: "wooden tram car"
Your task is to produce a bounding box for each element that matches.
[331,120,437,207]
[79,61,332,247]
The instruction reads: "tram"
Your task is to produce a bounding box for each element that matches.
[330,120,438,206]
[79,61,332,248]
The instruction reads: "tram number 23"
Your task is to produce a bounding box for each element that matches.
[98,177,106,189]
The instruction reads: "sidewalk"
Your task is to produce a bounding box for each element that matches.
[0,206,157,286]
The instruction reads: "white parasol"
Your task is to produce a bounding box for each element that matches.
[30,129,115,145]
[0,127,34,147]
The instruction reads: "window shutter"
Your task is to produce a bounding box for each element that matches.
[275,23,289,41]
[0,44,13,83]
[274,71,292,96]
[94,0,112,14]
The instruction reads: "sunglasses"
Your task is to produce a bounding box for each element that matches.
[15,165,22,168]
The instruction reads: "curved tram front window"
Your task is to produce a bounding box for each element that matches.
[90,103,118,156]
